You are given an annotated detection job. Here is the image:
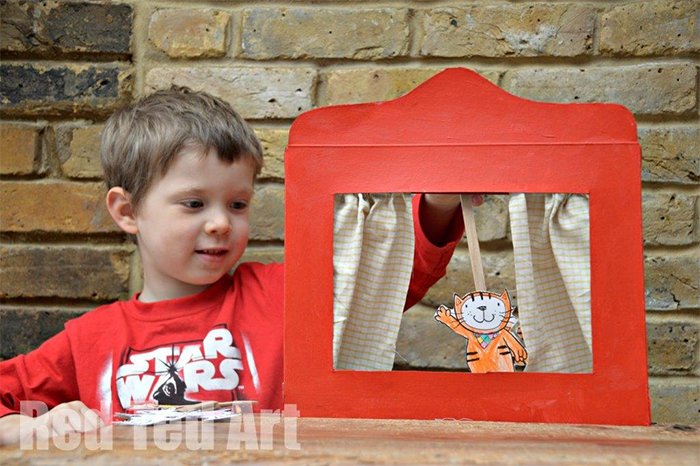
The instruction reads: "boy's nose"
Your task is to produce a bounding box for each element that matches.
[205,216,232,235]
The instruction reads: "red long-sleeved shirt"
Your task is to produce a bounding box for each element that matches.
[0,194,463,421]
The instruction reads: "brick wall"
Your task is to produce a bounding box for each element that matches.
[0,0,698,425]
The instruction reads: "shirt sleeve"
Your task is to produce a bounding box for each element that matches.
[0,329,80,419]
[404,193,465,310]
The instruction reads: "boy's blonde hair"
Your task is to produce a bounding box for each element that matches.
[100,86,264,216]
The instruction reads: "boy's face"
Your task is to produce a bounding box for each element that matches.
[133,145,255,301]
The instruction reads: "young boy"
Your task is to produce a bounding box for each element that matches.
[0,87,471,444]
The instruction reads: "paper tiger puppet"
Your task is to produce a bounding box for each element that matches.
[435,289,527,372]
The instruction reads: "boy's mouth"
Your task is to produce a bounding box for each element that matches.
[195,248,228,256]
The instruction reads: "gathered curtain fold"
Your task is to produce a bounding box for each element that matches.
[333,193,415,371]
[509,193,592,373]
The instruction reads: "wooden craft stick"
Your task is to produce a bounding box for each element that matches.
[161,400,259,412]
[459,194,486,291]
[217,400,257,407]
[176,401,219,412]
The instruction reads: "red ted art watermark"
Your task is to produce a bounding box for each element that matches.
[18,401,301,451]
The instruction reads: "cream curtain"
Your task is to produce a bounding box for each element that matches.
[333,193,415,370]
[509,193,593,373]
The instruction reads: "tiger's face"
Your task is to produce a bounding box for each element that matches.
[454,290,512,333]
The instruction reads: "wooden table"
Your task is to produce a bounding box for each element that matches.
[1,416,698,465]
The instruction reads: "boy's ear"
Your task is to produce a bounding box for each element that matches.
[106,187,138,235]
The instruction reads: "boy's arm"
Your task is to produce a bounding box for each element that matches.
[0,330,81,421]
[419,194,465,247]
[404,193,468,310]
[0,401,104,445]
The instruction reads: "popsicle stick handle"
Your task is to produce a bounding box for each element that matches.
[460,194,486,291]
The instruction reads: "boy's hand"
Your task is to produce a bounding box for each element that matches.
[420,194,483,246]
[424,193,483,210]
[0,401,105,445]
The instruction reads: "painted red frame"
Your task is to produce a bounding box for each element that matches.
[284,68,650,425]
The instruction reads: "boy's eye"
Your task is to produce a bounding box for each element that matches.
[230,201,248,210]
[182,200,203,209]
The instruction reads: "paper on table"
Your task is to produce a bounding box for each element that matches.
[113,408,241,426]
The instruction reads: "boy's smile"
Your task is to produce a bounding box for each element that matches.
[132,145,256,302]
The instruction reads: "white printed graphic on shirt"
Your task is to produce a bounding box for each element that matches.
[97,353,112,420]
[115,326,244,408]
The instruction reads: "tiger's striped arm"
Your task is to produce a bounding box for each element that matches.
[502,330,528,364]
[435,306,472,340]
